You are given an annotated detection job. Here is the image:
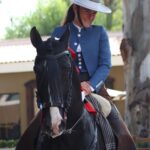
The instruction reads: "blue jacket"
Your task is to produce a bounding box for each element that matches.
[51,22,111,92]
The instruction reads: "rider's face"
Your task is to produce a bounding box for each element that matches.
[73,5,97,27]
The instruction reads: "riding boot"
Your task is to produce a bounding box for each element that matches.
[98,85,136,150]
[107,104,136,150]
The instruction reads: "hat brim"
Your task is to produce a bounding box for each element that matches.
[72,0,112,13]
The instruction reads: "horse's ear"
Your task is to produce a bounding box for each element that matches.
[30,26,42,48]
[59,27,70,48]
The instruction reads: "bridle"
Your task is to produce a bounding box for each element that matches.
[36,49,84,137]
[37,50,71,60]
[35,50,73,111]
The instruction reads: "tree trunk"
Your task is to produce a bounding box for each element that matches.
[121,0,150,137]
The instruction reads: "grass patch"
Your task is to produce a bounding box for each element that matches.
[0,139,18,148]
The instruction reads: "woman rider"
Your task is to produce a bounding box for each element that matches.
[52,0,136,149]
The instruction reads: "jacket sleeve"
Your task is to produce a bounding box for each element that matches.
[89,27,111,93]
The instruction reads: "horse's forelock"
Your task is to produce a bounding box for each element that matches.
[35,34,71,107]
[43,58,64,106]
[35,39,52,56]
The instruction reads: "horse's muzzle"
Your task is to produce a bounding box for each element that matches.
[50,119,66,138]
[49,107,67,138]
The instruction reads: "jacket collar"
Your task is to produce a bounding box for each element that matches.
[69,22,93,33]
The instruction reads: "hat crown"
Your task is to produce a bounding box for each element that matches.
[71,0,112,13]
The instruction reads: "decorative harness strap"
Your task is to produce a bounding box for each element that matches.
[68,47,97,115]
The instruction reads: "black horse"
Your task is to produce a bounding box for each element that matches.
[15,26,136,150]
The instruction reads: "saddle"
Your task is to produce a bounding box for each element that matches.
[84,93,111,117]
[85,94,117,150]
[84,92,136,150]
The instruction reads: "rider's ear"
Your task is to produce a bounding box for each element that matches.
[59,27,70,48]
[30,26,42,48]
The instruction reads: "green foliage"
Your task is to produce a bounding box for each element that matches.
[62,0,70,5]
[0,139,18,148]
[5,0,122,39]
[94,0,122,31]
[136,142,150,148]
[111,0,123,31]
[5,0,67,39]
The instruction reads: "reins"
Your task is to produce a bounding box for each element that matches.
[62,109,85,135]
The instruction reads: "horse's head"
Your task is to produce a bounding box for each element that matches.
[30,26,73,138]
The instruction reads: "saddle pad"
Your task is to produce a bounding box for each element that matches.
[84,99,97,115]
[91,93,111,117]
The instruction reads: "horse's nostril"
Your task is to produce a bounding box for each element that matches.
[59,119,66,131]
[50,120,66,139]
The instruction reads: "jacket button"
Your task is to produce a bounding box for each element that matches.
[78,62,82,65]
[77,34,81,37]
[74,42,78,46]
[79,66,82,69]
[78,54,81,57]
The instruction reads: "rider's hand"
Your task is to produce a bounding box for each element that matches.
[81,81,92,95]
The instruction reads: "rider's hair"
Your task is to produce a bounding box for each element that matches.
[62,4,84,27]
[62,5,75,25]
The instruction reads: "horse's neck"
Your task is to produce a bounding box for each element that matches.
[68,70,83,121]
